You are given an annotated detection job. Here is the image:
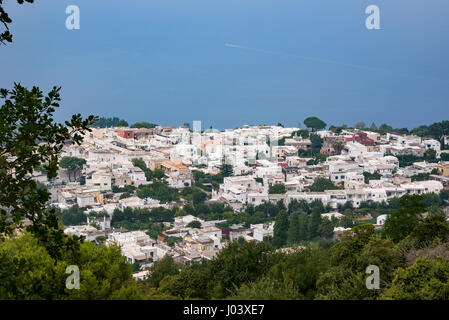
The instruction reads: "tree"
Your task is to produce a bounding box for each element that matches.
[382,257,449,300]
[186,220,201,228]
[0,84,96,246]
[363,171,382,184]
[309,134,323,155]
[354,122,366,130]
[382,195,426,243]
[297,214,308,240]
[0,0,36,44]
[268,183,286,194]
[316,225,401,300]
[378,123,393,135]
[308,178,342,192]
[269,247,330,299]
[219,163,233,178]
[132,158,147,170]
[231,276,303,300]
[131,122,157,129]
[304,117,326,131]
[318,218,334,238]
[287,211,300,245]
[59,156,86,182]
[0,233,141,299]
[145,255,180,288]
[273,210,289,248]
[308,207,321,239]
[92,117,128,128]
[428,120,449,142]
[331,141,344,155]
[207,240,278,298]
[55,205,86,226]
[409,213,449,248]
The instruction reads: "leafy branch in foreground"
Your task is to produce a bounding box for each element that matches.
[0,83,97,257]
[0,0,36,44]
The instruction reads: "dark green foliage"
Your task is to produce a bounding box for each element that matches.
[308,207,322,239]
[307,153,328,165]
[230,276,303,300]
[136,181,179,203]
[0,233,140,299]
[59,156,86,182]
[288,199,310,214]
[318,218,334,238]
[304,117,326,131]
[269,247,330,299]
[409,213,449,248]
[219,163,233,178]
[273,210,289,248]
[287,211,301,245]
[363,171,382,184]
[382,195,426,243]
[411,172,431,182]
[131,122,157,129]
[92,117,128,128]
[0,0,36,44]
[131,158,158,181]
[268,183,286,194]
[186,220,201,228]
[111,207,174,230]
[145,255,180,288]
[207,241,279,298]
[308,178,342,192]
[0,83,96,256]
[166,236,183,246]
[55,205,86,226]
[382,256,449,300]
[192,170,223,191]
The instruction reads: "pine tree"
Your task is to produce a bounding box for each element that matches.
[273,210,289,248]
[308,207,321,239]
[287,211,300,245]
[318,218,334,238]
[298,214,308,241]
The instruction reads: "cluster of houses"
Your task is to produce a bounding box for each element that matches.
[35,123,449,278]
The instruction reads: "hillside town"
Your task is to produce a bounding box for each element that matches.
[35,119,449,279]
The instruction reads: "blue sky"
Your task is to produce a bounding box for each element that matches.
[1,0,449,130]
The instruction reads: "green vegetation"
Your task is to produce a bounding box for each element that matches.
[59,156,86,182]
[192,170,223,191]
[111,207,175,230]
[92,117,128,128]
[268,183,286,194]
[136,181,179,203]
[0,83,96,255]
[0,233,145,299]
[186,220,202,228]
[131,122,157,129]
[2,191,449,300]
[304,116,327,131]
[308,178,343,192]
[166,236,183,246]
[307,153,328,165]
[54,205,87,226]
[131,158,164,181]
[363,171,382,184]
